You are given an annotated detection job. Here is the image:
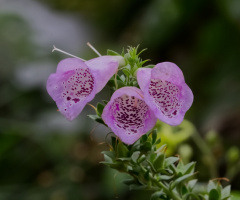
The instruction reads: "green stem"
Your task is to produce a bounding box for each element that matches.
[191,130,217,178]
[151,178,182,200]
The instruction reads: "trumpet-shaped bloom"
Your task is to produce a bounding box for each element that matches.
[102,87,157,144]
[137,62,193,126]
[47,56,123,120]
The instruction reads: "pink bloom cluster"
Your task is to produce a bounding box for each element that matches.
[47,57,193,144]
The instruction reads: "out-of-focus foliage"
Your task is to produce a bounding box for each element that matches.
[0,0,240,199]
[155,120,195,156]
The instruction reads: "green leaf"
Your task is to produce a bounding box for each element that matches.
[209,189,220,200]
[152,129,157,145]
[122,179,136,186]
[144,64,155,68]
[153,153,165,171]
[107,49,120,56]
[177,162,196,175]
[117,157,131,161]
[151,191,164,200]
[158,175,173,181]
[103,154,112,163]
[222,185,231,199]
[140,134,148,143]
[208,180,216,193]
[87,114,105,125]
[100,161,127,172]
[129,184,148,190]
[131,151,140,163]
[155,138,161,145]
[140,141,152,152]
[157,144,167,152]
[120,74,126,82]
[231,191,240,200]
[188,179,198,190]
[96,103,105,116]
[171,172,195,188]
[101,151,116,160]
[102,100,109,105]
[122,67,131,76]
[137,154,146,164]
[111,136,117,150]
[149,153,157,163]
[117,142,129,158]
[181,185,188,196]
[164,157,179,168]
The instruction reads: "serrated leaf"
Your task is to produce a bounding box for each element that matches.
[107,49,120,56]
[209,189,220,200]
[164,157,179,168]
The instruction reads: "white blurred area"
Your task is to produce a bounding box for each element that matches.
[0,0,94,51]
[0,0,109,140]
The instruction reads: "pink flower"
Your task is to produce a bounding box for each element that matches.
[137,62,193,126]
[47,56,123,120]
[102,87,157,144]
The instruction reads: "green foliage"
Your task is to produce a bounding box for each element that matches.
[101,133,231,200]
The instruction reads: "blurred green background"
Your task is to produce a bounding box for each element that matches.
[0,0,240,199]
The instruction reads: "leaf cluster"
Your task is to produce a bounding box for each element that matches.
[107,46,150,89]
[101,131,231,200]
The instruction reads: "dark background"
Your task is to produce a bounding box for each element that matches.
[0,0,240,199]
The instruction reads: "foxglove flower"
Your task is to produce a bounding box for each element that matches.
[137,62,193,126]
[47,56,124,120]
[102,87,157,144]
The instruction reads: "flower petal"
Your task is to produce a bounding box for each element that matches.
[85,56,122,93]
[47,66,96,120]
[151,62,185,85]
[56,58,88,73]
[136,67,152,91]
[137,62,193,126]
[102,87,157,144]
